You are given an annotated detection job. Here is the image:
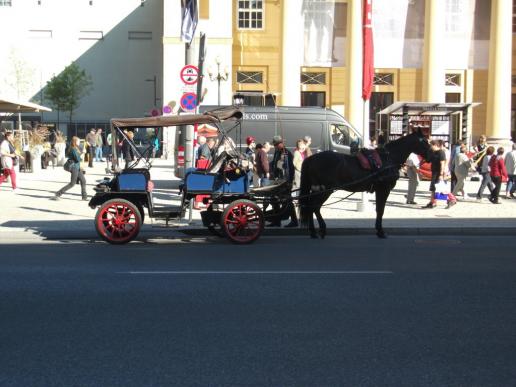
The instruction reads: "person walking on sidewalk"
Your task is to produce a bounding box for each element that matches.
[0,132,18,192]
[423,140,456,209]
[504,142,516,198]
[292,138,307,192]
[85,128,96,168]
[267,135,298,228]
[488,147,508,204]
[52,136,87,201]
[451,144,474,200]
[476,146,495,200]
[473,134,488,173]
[254,142,270,187]
[405,152,420,204]
[449,140,464,192]
[94,128,104,162]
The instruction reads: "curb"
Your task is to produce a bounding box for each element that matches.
[180,227,516,237]
[0,226,516,240]
[2,226,511,241]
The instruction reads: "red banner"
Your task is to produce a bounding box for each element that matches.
[362,0,374,101]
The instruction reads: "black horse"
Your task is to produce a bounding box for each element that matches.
[299,129,432,239]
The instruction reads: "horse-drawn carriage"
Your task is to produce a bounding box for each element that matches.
[88,107,293,244]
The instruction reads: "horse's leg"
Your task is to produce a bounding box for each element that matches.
[315,192,331,239]
[374,186,390,239]
[308,206,317,238]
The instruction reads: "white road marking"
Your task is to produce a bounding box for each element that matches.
[119,271,393,275]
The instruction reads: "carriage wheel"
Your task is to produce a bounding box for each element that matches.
[221,199,264,244]
[95,199,142,244]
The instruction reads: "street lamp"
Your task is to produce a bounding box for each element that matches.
[208,56,229,105]
[145,75,159,107]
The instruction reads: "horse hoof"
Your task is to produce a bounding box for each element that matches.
[376,230,387,239]
[319,231,326,239]
[310,233,318,239]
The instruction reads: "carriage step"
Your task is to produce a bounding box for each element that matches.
[152,206,182,220]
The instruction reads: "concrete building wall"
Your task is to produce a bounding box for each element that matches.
[0,0,163,122]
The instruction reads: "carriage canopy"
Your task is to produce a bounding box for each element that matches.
[111,107,243,129]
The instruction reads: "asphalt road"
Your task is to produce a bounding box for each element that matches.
[0,235,515,387]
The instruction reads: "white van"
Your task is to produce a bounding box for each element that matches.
[175,106,362,178]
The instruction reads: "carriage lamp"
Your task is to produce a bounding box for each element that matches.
[208,56,229,105]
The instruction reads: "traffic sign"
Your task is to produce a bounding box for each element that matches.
[180,92,197,111]
[180,65,199,85]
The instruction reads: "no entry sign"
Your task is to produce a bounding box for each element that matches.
[180,65,199,85]
[180,92,197,111]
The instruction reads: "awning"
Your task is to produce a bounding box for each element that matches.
[0,97,52,113]
[378,102,481,116]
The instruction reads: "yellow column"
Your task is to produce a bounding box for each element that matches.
[422,0,445,103]
[485,0,512,145]
[345,0,362,131]
[281,0,302,106]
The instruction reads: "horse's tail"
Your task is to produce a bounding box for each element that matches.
[299,158,312,227]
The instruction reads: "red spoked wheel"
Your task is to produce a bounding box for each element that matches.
[221,199,264,244]
[95,199,142,244]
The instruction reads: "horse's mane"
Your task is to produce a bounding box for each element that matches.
[383,132,426,165]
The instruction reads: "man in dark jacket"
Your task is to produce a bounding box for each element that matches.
[255,142,270,187]
[267,135,298,228]
[122,130,136,169]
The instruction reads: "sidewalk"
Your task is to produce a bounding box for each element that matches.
[1,159,515,242]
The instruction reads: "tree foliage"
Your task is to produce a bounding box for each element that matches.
[45,63,93,124]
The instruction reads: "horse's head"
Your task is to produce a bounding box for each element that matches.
[411,127,432,161]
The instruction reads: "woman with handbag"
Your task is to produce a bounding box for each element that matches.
[51,136,87,201]
[0,131,18,192]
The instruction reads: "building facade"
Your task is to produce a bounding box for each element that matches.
[164,0,516,147]
[1,0,514,147]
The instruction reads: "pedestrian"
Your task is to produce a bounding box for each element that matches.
[423,140,457,209]
[52,136,87,201]
[449,140,464,192]
[293,138,307,191]
[405,152,420,204]
[152,130,160,158]
[245,136,256,186]
[504,142,516,198]
[95,128,104,162]
[451,144,474,201]
[0,131,19,192]
[85,128,97,167]
[254,142,270,187]
[473,134,488,173]
[488,147,508,204]
[303,135,313,157]
[267,135,298,228]
[122,130,136,169]
[476,146,495,200]
[105,129,113,173]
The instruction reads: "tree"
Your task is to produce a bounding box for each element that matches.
[5,48,35,100]
[45,63,93,127]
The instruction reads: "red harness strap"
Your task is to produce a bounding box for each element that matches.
[357,150,382,171]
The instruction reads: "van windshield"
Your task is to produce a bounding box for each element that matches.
[330,124,360,147]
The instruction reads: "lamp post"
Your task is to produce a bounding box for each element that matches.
[208,56,229,105]
[145,75,159,107]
